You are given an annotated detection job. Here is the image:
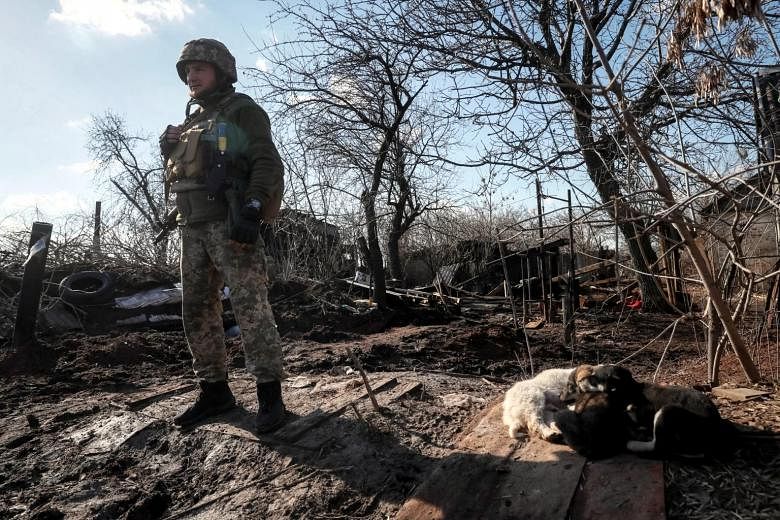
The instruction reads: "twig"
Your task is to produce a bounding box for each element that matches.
[652,319,680,383]
[350,402,366,423]
[346,347,380,411]
[617,318,681,365]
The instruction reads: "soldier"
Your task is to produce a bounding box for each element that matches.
[160,38,286,432]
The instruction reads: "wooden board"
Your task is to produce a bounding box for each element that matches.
[712,387,771,401]
[112,382,196,411]
[570,455,665,520]
[396,402,586,520]
[524,318,546,330]
[272,376,397,442]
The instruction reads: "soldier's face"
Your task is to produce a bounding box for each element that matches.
[186,61,218,98]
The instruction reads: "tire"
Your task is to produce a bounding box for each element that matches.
[59,271,115,305]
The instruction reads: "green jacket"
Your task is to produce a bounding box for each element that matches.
[162,89,284,224]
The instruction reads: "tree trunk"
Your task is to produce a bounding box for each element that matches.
[361,190,387,308]
[387,229,403,282]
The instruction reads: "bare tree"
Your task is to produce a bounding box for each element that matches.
[247,0,457,305]
[393,0,776,312]
[87,111,173,265]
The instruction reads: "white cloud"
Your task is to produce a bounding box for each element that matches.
[49,0,193,37]
[65,116,91,129]
[57,159,98,176]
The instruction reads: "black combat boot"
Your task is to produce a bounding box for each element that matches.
[173,380,236,427]
[256,380,286,433]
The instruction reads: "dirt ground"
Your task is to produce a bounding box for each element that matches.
[0,282,779,520]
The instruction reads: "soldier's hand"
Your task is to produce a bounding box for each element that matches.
[164,124,183,143]
[229,199,262,244]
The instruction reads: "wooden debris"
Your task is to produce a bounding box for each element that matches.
[112,382,196,411]
[347,347,380,411]
[524,318,546,329]
[711,387,771,401]
[272,376,397,442]
[396,401,586,520]
[570,455,665,520]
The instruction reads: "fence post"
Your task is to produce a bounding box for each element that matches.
[12,221,53,349]
[92,201,102,256]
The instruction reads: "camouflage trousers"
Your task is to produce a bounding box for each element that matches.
[180,220,283,383]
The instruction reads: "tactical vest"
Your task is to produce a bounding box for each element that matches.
[165,93,282,222]
[166,93,250,184]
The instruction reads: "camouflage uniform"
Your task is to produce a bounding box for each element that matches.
[162,39,284,385]
[180,221,283,383]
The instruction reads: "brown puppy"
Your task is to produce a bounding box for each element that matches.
[554,364,636,459]
[560,364,599,403]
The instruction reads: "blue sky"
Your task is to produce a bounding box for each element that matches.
[0,0,279,225]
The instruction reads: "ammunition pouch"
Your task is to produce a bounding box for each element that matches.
[166,118,234,202]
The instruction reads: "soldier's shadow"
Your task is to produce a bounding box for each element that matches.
[202,402,582,519]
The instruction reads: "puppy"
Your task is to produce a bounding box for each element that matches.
[589,365,734,458]
[560,364,600,402]
[502,366,593,442]
[554,365,636,459]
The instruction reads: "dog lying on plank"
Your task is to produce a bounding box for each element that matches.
[502,366,594,442]
[555,364,735,459]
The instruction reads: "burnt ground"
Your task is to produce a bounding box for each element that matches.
[0,283,779,520]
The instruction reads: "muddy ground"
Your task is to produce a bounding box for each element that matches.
[0,281,778,519]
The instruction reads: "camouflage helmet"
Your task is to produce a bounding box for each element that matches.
[176,38,237,84]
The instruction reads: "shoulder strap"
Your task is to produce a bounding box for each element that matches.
[216,92,256,119]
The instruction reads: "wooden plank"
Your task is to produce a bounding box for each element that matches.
[524,318,546,330]
[376,381,422,406]
[711,387,771,401]
[112,382,197,411]
[570,455,665,520]
[66,411,159,455]
[496,440,586,520]
[272,376,397,442]
[397,402,586,520]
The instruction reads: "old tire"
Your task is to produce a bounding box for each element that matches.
[59,271,115,305]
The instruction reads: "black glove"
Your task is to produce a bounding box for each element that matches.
[230,199,262,244]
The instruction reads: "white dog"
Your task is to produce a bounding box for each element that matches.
[502,368,576,441]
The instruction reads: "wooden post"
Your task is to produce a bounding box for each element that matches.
[92,201,102,256]
[12,222,53,349]
[535,178,548,321]
[497,233,520,330]
[564,190,577,349]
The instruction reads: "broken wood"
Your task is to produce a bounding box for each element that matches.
[524,318,546,330]
[712,387,771,401]
[347,347,380,411]
[112,382,197,411]
[272,376,397,442]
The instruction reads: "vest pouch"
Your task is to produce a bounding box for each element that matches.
[167,128,207,181]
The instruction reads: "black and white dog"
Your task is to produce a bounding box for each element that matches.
[556,365,734,458]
